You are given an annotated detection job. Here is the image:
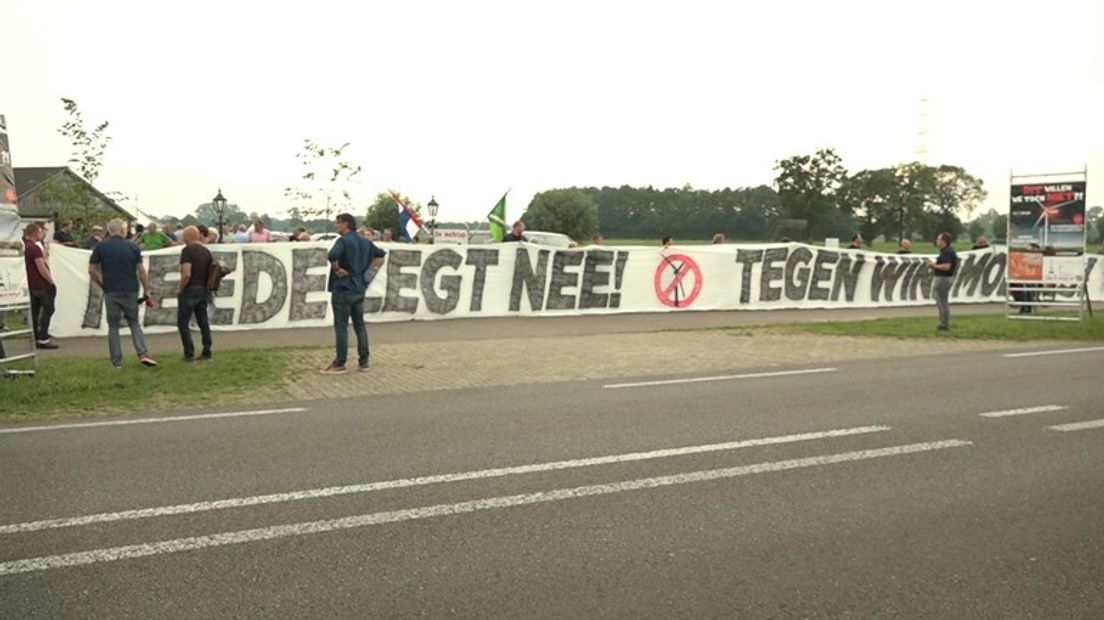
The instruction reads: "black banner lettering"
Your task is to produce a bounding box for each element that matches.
[509,248,549,312]
[240,250,288,324]
[289,248,328,321]
[383,249,422,314]
[420,249,463,314]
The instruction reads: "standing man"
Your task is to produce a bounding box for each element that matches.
[84,225,106,250]
[504,220,526,242]
[849,233,864,249]
[23,223,58,349]
[138,222,175,250]
[53,221,78,247]
[247,218,273,243]
[897,239,912,254]
[176,226,214,362]
[88,218,158,367]
[925,232,958,332]
[321,213,386,374]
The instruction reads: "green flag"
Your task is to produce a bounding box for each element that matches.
[487,192,508,242]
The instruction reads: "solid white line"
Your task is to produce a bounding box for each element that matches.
[0,439,970,576]
[978,405,1067,418]
[603,367,837,389]
[1047,419,1104,432]
[0,408,309,434]
[1003,346,1104,359]
[0,425,890,534]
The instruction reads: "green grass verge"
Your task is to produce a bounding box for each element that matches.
[0,348,291,423]
[771,313,1104,341]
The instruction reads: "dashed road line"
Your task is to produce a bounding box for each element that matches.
[978,405,1068,418]
[1003,346,1104,359]
[603,367,836,389]
[0,439,971,576]
[0,425,890,534]
[1047,419,1104,433]
[0,408,310,434]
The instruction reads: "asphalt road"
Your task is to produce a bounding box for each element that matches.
[1,342,1102,618]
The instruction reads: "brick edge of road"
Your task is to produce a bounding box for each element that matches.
[40,303,1010,358]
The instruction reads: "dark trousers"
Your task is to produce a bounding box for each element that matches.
[331,289,368,366]
[30,286,56,342]
[177,286,212,358]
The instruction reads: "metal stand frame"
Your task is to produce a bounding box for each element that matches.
[0,302,37,376]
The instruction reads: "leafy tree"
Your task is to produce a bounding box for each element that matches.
[523,188,599,241]
[992,213,1008,242]
[59,98,110,184]
[773,148,847,240]
[927,165,986,219]
[1086,205,1102,243]
[966,219,984,241]
[364,191,421,237]
[838,168,897,242]
[284,140,362,221]
[193,201,247,228]
[38,98,121,238]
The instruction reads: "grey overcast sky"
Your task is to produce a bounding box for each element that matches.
[5,0,1103,226]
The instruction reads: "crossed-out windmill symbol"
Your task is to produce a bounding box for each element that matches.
[653,252,703,308]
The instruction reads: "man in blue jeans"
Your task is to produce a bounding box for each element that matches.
[176,226,214,361]
[88,218,158,368]
[321,213,386,374]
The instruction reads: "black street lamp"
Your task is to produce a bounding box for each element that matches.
[427,195,439,243]
[212,188,227,243]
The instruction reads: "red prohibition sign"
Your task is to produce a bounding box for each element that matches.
[654,253,703,308]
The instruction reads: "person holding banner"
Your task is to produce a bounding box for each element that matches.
[925,232,958,331]
[23,223,58,349]
[321,213,386,374]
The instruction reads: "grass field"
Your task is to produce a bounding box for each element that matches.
[0,348,288,423]
[2,311,1098,423]
[773,313,1104,341]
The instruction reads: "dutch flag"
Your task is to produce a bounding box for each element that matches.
[390,189,425,243]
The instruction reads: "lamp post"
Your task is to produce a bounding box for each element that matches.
[212,189,227,243]
[427,195,439,244]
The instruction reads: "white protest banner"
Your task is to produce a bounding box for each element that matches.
[45,242,1103,338]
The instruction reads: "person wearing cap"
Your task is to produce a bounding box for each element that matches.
[84,225,106,250]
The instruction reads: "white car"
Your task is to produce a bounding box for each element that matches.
[520,231,574,248]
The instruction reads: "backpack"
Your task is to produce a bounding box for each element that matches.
[207,260,234,293]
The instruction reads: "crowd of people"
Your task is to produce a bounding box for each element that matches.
[11,214,1104,368]
[16,212,391,372]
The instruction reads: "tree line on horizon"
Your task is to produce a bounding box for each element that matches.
[522,148,1020,245]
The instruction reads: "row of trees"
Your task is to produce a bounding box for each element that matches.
[522,149,995,244]
[777,148,987,242]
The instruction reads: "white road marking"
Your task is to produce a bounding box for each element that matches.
[0,425,890,534]
[603,367,837,389]
[978,405,1068,418]
[1003,346,1104,359]
[0,439,970,576]
[1047,419,1104,432]
[0,408,309,434]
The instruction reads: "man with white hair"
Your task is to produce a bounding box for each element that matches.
[88,218,158,367]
